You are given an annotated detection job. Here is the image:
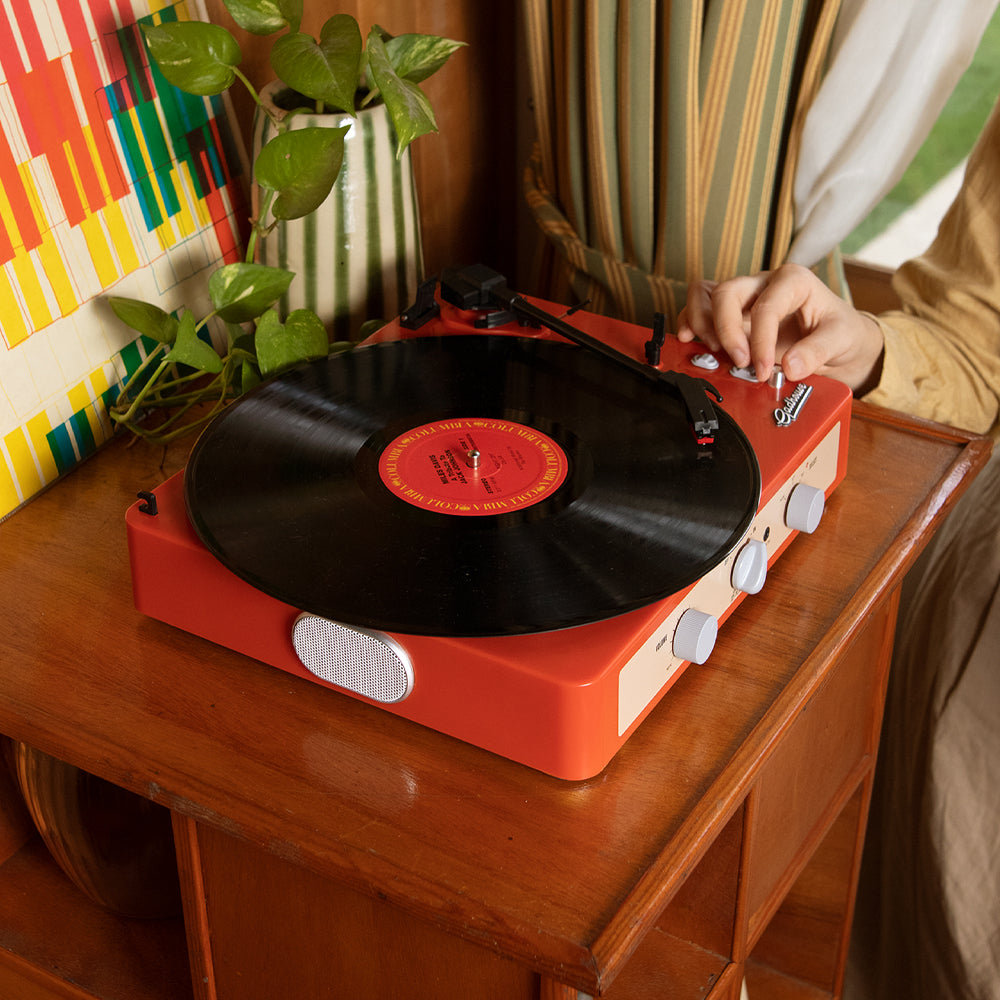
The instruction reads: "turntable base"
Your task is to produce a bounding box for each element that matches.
[126,282,853,779]
[0,402,988,999]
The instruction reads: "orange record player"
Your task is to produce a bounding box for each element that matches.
[126,265,851,779]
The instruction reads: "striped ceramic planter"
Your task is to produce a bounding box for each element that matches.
[252,81,424,342]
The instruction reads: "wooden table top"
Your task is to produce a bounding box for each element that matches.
[0,401,989,993]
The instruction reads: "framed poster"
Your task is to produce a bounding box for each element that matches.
[0,0,247,520]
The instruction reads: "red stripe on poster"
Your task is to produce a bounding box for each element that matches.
[62,1,131,201]
[203,173,240,264]
[70,48,131,202]
[24,61,87,226]
[7,0,46,66]
[0,113,41,255]
[0,2,25,82]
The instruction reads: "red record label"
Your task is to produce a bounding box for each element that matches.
[378,417,569,516]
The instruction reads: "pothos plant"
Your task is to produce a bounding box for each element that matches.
[108,0,463,443]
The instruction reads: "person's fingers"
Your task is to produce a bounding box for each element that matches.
[712,272,782,377]
[781,312,885,392]
[676,266,882,390]
[743,265,829,381]
[780,328,842,381]
[676,281,719,345]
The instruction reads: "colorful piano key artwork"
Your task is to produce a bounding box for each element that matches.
[0,0,247,520]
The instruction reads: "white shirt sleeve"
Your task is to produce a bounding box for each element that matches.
[787,0,999,267]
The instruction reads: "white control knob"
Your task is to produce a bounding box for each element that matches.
[785,482,825,533]
[673,609,718,665]
[691,352,720,371]
[732,539,768,594]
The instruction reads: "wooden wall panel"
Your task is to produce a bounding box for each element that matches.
[202,0,522,283]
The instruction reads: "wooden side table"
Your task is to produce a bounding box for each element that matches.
[0,401,989,999]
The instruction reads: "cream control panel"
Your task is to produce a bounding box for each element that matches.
[617,420,842,736]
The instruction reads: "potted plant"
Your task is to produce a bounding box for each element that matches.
[108,1,462,443]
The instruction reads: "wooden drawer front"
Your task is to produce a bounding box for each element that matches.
[744,600,893,939]
[192,823,537,1000]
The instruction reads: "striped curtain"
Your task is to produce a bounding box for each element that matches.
[522,0,844,328]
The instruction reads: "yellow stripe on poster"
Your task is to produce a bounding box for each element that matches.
[0,453,20,519]
[180,159,211,229]
[147,0,192,14]
[3,425,42,505]
[155,212,178,252]
[82,124,114,206]
[37,233,80,318]
[0,180,22,258]
[170,165,198,239]
[88,365,115,440]
[89,364,111,398]
[0,267,31,347]
[79,211,120,288]
[63,138,91,216]
[103,198,141,277]
[67,378,92,411]
[10,250,53,331]
[26,411,58,484]
[17,162,49,247]
[67,376,106,445]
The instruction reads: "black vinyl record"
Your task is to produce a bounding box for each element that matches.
[184,335,761,636]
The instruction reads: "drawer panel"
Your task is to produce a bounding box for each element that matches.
[744,599,893,937]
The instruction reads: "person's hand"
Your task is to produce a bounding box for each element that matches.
[677,263,885,394]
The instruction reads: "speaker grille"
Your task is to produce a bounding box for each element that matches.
[291,615,414,703]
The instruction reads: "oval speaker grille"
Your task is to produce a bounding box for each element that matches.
[291,615,414,703]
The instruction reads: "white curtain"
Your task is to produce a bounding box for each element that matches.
[789,0,999,266]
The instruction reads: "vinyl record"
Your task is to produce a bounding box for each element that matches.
[184,335,761,636]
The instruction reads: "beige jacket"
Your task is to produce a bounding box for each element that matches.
[865,100,1000,437]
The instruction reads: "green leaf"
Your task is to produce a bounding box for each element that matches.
[270,15,362,112]
[164,312,223,373]
[241,360,262,393]
[209,263,295,323]
[317,14,364,107]
[254,308,328,375]
[141,21,240,96]
[254,127,347,220]
[365,30,437,157]
[230,331,257,359]
[224,0,302,34]
[357,318,386,341]
[285,309,329,356]
[229,336,259,392]
[108,297,179,344]
[385,33,465,84]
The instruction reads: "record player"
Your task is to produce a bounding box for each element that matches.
[126,265,852,779]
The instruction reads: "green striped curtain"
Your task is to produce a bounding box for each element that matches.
[523,0,844,327]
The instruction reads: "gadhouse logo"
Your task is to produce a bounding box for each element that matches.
[774,383,813,426]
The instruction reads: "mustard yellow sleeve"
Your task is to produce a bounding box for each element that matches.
[861,101,1000,437]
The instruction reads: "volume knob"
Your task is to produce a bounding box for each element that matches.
[732,539,768,594]
[673,609,718,665]
[785,482,825,534]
